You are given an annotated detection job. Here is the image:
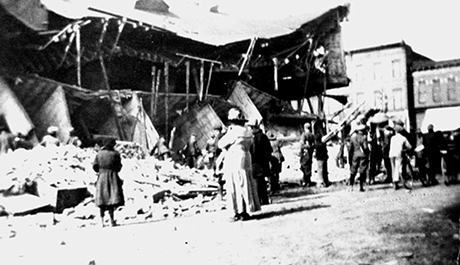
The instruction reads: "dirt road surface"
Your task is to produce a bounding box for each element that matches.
[1,181,459,265]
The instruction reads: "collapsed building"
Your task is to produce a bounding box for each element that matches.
[0,0,350,151]
[0,0,352,220]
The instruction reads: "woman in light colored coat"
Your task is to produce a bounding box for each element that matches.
[218,108,260,221]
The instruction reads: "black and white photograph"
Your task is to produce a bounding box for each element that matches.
[0,0,460,264]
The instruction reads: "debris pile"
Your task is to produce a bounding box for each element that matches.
[0,143,223,228]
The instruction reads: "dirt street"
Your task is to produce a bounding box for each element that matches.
[0,180,459,265]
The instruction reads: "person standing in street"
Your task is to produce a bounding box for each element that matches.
[300,122,316,187]
[182,133,201,168]
[218,108,260,221]
[92,137,125,227]
[150,136,171,161]
[267,131,284,194]
[348,124,369,192]
[423,124,440,186]
[389,124,412,190]
[314,133,331,188]
[382,125,395,183]
[204,125,223,170]
[248,118,272,206]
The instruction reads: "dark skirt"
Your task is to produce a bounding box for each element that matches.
[95,170,124,208]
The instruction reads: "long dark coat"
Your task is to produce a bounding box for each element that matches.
[93,148,125,208]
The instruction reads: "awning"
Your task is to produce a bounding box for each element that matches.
[420,106,460,133]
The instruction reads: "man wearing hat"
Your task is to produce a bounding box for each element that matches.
[248,118,272,205]
[389,124,412,190]
[267,131,284,194]
[348,124,369,192]
[300,122,316,187]
[204,125,224,170]
[422,124,440,185]
[0,125,14,155]
[40,126,60,147]
[182,133,201,169]
[382,125,395,183]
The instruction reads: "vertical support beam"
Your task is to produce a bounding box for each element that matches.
[164,62,170,137]
[323,74,328,134]
[204,62,214,101]
[307,98,315,114]
[58,32,76,68]
[75,25,81,87]
[155,68,161,119]
[150,66,156,118]
[100,56,126,140]
[273,58,279,91]
[185,60,190,111]
[199,60,204,101]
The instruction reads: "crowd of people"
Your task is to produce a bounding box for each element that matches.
[150,108,285,221]
[336,118,460,192]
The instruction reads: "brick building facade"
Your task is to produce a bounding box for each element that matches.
[412,59,460,132]
[343,42,431,131]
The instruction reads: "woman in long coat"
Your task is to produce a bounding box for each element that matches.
[218,108,261,221]
[93,138,125,227]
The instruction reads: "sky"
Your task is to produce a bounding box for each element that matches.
[90,0,460,61]
[205,0,460,61]
[340,0,460,61]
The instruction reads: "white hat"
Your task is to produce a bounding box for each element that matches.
[47,126,59,134]
[227,108,247,122]
[355,124,367,131]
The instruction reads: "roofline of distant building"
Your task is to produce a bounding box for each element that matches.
[345,41,406,55]
[412,58,460,72]
[344,40,432,62]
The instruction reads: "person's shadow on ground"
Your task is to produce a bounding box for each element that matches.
[250,204,330,221]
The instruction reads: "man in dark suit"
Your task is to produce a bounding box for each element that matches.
[348,124,369,192]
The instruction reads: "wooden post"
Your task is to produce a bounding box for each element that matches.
[154,68,161,118]
[204,62,214,100]
[273,58,279,91]
[150,65,156,118]
[75,25,81,87]
[323,74,328,134]
[100,55,126,140]
[199,60,204,101]
[59,32,76,68]
[185,60,190,111]
[307,98,315,114]
[164,62,169,137]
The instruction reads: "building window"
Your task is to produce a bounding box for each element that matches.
[418,80,427,104]
[447,76,457,101]
[432,78,441,102]
[355,64,362,82]
[373,90,383,109]
[391,60,401,78]
[392,88,403,110]
[356,92,364,105]
[373,62,383,80]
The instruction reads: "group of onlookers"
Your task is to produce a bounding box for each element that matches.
[213,108,285,221]
[336,118,459,191]
[299,122,331,188]
[150,108,285,221]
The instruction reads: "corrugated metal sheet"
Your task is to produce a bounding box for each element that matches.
[0,77,34,135]
[99,93,159,150]
[227,83,262,124]
[8,76,72,142]
[170,103,224,152]
[32,85,73,142]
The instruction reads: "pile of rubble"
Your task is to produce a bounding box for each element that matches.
[0,142,223,231]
